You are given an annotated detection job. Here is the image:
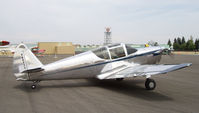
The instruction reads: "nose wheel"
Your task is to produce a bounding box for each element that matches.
[31,85,36,89]
[145,78,156,90]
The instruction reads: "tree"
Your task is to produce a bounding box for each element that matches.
[167,39,172,47]
[173,38,178,50]
[173,43,180,51]
[173,38,181,50]
[182,36,186,44]
[177,37,182,45]
[186,38,195,51]
[195,39,199,51]
[174,38,177,44]
[172,36,197,51]
[181,43,186,51]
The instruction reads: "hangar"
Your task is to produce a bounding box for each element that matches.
[38,42,75,55]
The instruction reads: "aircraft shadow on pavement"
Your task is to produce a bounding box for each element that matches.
[87,79,173,101]
[14,80,95,92]
[14,79,173,101]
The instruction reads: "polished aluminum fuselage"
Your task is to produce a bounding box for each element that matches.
[28,46,162,81]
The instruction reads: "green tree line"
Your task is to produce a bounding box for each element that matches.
[167,36,199,51]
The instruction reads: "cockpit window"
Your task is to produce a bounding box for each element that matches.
[92,47,110,59]
[125,45,137,55]
[109,46,126,59]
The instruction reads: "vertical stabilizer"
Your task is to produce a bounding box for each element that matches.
[13,44,43,80]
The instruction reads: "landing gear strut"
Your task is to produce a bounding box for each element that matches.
[145,78,156,90]
[31,80,40,89]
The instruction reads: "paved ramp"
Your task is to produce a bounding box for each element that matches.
[0,55,199,113]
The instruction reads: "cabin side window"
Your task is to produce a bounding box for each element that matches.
[109,47,126,59]
[92,47,110,59]
[125,45,137,55]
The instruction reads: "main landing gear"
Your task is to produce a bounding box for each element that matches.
[31,80,40,89]
[145,78,156,90]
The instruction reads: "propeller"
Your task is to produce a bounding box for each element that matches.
[162,48,175,58]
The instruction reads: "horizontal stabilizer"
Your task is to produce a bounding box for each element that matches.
[22,68,44,73]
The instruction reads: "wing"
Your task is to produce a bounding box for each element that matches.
[97,63,192,79]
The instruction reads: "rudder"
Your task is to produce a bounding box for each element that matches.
[13,43,43,80]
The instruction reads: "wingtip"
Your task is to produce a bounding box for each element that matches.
[182,63,192,67]
[187,63,192,66]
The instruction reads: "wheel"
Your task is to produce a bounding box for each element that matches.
[31,85,36,89]
[116,78,124,81]
[145,78,156,90]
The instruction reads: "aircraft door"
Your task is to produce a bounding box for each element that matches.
[108,45,126,60]
[107,44,127,71]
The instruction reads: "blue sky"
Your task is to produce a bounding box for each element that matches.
[0,0,199,44]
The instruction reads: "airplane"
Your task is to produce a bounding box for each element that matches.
[13,43,192,90]
[31,47,45,56]
[0,41,16,55]
[0,40,10,46]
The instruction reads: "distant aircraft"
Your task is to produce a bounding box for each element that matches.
[0,41,15,55]
[13,43,191,89]
[0,41,10,46]
[31,47,45,56]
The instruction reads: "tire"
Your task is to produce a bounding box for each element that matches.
[31,85,36,89]
[145,78,156,90]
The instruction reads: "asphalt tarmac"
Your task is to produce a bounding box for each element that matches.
[0,55,198,113]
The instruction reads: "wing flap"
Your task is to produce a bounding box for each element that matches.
[97,65,129,80]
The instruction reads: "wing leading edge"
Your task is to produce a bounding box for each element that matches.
[97,63,192,79]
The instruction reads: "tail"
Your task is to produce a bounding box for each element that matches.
[13,43,43,81]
